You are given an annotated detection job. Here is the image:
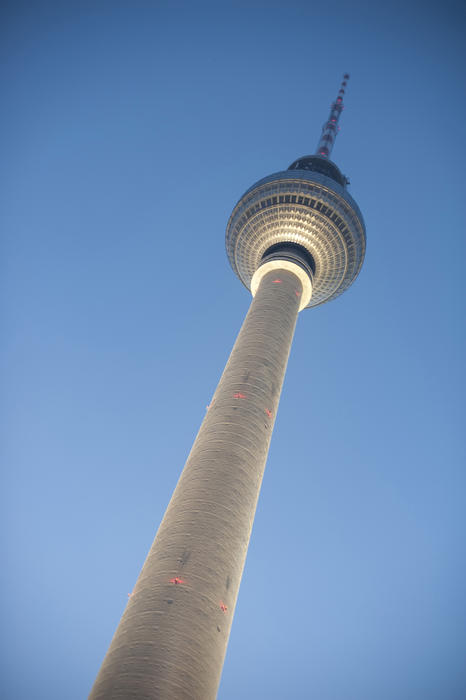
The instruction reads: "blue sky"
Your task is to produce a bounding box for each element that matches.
[1,1,465,698]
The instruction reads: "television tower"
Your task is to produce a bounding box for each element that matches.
[90,74,366,699]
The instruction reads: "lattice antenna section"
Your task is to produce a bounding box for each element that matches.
[315,73,349,158]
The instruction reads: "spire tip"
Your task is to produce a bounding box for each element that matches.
[315,75,350,159]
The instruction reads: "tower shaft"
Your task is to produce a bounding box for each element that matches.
[90,267,303,699]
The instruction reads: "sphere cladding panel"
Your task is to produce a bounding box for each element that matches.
[225,171,366,308]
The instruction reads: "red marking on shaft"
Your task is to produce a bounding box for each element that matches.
[220,602,228,613]
[233,392,246,399]
[272,279,282,284]
[265,409,272,418]
[169,577,185,585]
[295,291,300,297]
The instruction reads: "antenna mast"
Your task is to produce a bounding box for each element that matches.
[316,73,349,158]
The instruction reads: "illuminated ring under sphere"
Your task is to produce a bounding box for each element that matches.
[226,159,366,309]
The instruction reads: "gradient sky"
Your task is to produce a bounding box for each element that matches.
[1,1,465,698]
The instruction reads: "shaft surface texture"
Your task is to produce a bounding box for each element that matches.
[89,267,303,700]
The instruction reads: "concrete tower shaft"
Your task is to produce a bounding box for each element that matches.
[90,266,305,700]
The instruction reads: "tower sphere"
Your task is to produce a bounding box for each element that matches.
[225,155,366,308]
